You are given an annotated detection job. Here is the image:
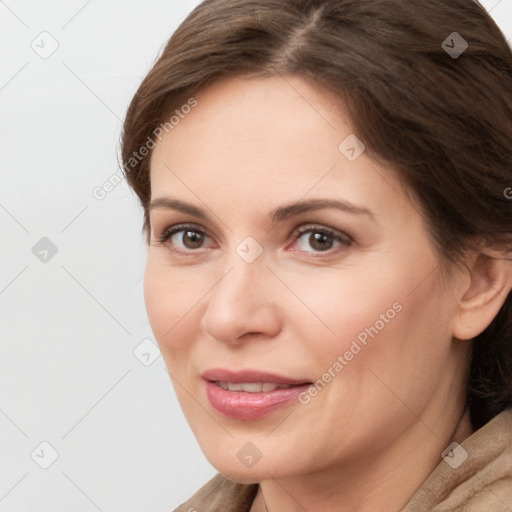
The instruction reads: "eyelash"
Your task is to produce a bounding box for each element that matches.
[156,223,353,256]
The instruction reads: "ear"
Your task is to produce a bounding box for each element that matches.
[453,250,512,341]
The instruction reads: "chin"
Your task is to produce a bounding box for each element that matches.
[204,450,290,484]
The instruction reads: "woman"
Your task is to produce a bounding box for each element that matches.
[121,0,512,510]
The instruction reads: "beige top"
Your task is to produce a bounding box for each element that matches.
[174,408,512,511]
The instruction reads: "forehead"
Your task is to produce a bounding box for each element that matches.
[150,74,345,168]
[148,74,408,221]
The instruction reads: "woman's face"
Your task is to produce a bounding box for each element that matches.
[145,74,469,482]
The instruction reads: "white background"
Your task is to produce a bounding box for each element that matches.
[1,1,511,510]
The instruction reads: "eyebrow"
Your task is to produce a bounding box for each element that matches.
[270,198,375,223]
[149,197,375,223]
[149,198,208,219]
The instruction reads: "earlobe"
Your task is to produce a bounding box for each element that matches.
[452,251,512,341]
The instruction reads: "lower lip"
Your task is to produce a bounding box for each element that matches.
[205,380,312,420]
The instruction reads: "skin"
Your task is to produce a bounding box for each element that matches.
[144,74,510,512]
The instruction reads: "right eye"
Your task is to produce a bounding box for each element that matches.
[158,224,215,253]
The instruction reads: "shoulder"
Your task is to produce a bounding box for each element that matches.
[172,473,259,512]
[405,407,512,511]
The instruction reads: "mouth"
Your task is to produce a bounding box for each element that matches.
[201,369,313,420]
[213,381,307,392]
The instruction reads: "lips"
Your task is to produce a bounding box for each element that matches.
[201,368,312,386]
[202,368,313,420]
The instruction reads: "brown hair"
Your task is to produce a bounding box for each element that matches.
[121,0,512,430]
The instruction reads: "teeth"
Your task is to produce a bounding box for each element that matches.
[216,381,294,392]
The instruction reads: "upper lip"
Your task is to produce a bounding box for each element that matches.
[202,368,312,385]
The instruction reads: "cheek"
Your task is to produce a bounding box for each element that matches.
[328,272,453,405]
[290,259,450,384]
[287,267,405,354]
[143,257,201,358]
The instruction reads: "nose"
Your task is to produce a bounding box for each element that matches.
[200,257,282,345]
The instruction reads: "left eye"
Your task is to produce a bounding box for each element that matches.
[293,228,351,253]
